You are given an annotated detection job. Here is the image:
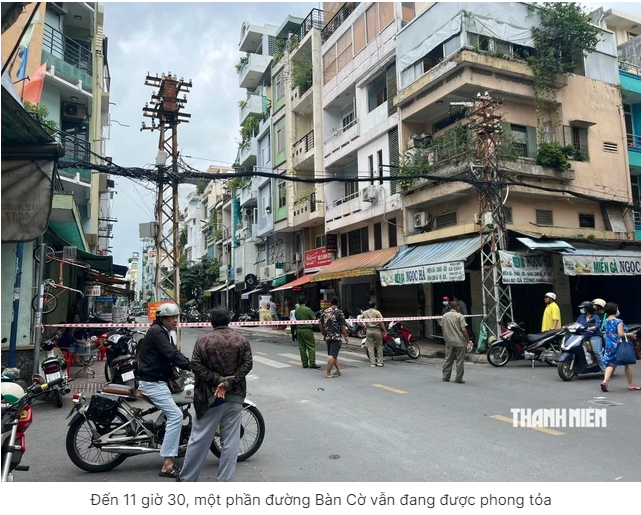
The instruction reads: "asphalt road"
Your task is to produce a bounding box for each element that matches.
[13,326,641,482]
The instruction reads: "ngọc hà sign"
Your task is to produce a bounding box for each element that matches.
[562,254,641,276]
[499,251,555,284]
[380,261,465,286]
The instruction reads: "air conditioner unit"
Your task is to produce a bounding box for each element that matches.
[62,102,87,121]
[475,212,494,227]
[294,252,301,262]
[414,212,430,229]
[362,185,378,202]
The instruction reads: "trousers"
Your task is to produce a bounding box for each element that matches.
[365,329,383,365]
[443,345,465,382]
[138,380,183,458]
[297,328,316,367]
[589,335,605,373]
[179,401,243,482]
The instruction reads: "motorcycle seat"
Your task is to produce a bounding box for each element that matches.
[101,383,135,396]
[526,331,559,344]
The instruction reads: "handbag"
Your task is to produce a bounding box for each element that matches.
[166,367,185,394]
[613,337,637,366]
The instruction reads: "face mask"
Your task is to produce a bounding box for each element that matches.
[579,309,585,314]
[443,302,449,307]
[616,310,620,317]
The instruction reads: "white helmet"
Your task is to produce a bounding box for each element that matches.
[156,303,181,318]
[545,292,556,301]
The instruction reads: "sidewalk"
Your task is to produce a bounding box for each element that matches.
[237,325,488,364]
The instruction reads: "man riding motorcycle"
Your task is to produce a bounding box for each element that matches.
[576,301,605,374]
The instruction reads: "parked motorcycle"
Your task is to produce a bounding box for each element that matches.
[103,333,138,387]
[558,323,641,381]
[2,376,66,481]
[362,321,420,360]
[487,322,562,367]
[345,309,366,338]
[33,332,69,408]
[65,370,265,473]
[238,309,259,323]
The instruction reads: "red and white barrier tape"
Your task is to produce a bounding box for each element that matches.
[43,314,483,329]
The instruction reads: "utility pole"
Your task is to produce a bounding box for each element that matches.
[141,72,192,349]
[468,92,514,340]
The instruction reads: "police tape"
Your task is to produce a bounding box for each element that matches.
[43,314,484,329]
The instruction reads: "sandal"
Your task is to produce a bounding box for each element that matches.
[159,465,180,478]
[334,371,342,376]
[325,374,334,379]
[600,382,608,392]
[628,384,640,391]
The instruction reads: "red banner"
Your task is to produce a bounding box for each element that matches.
[304,247,333,273]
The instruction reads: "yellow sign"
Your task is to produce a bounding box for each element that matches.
[310,268,375,282]
[147,302,164,321]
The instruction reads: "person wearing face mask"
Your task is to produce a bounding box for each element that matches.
[576,301,605,375]
[592,298,606,331]
[600,302,639,392]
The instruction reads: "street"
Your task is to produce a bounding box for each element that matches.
[17,326,641,482]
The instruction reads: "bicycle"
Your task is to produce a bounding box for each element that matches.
[32,279,84,314]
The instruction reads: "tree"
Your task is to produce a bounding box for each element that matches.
[23,101,59,137]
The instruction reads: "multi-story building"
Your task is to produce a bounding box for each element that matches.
[125,252,140,300]
[595,8,641,241]
[385,2,640,334]
[182,190,204,265]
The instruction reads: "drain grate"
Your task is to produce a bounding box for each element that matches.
[588,399,624,406]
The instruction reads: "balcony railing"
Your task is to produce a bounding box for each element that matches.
[294,191,317,213]
[325,118,358,144]
[619,59,641,76]
[321,3,359,43]
[290,8,325,47]
[627,133,641,150]
[293,129,314,157]
[43,24,93,75]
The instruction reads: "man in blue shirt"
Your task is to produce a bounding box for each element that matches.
[576,301,605,374]
[57,326,88,360]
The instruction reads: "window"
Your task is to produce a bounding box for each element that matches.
[631,175,640,226]
[366,5,379,43]
[262,193,270,215]
[624,104,635,147]
[503,207,513,224]
[315,234,326,249]
[564,126,589,160]
[510,124,529,158]
[374,222,382,250]
[378,2,394,30]
[435,211,457,229]
[628,31,639,41]
[377,149,384,185]
[579,213,595,229]
[276,118,285,155]
[278,179,286,208]
[345,180,358,197]
[402,3,416,23]
[341,104,355,129]
[336,29,353,73]
[340,233,348,257]
[275,73,284,102]
[323,46,337,84]
[536,209,553,226]
[347,227,369,255]
[388,218,397,247]
[368,155,374,185]
[61,121,90,160]
[353,14,366,55]
[368,74,387,112]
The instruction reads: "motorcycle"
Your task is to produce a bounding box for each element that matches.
[103,333,139,387]
[238,309,259,323]
[345,309,366,338]
[558,323,641,381]
[487,322,563,367]
[65,371,265,473]
[187,307,200,323]
[33,332,69,408]
[2,376,66,481]
[362,321,420,360]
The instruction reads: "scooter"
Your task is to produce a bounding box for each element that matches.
[487,322,563,368]
[33,333,69,408]
[103,333,138,387]
[345,309,365,338]
[362,321,420,360]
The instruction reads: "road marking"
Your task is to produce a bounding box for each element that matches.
[287,361,302,366]
[372,383,407,394]
[279,353,363,363]
[252,356,291,369]
[490,414,565,436]
[341,351,370,359]
[256,351,268,356]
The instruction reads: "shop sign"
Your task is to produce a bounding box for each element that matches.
[380,261,465,286]
[326,234,338,253]
[219,265,228,282]
[304,248,333,273]
[95,296,116,302]
[499,251,555,284]
[562,255,641,276]
[85,285,101,297]
[112,306,127,322]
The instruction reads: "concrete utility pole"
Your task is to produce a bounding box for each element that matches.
[141,72,192,349]
[468,92,514,340]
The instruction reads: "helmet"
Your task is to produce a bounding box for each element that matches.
[443,296,450,301]
[156,303,181,318]
[592,298,606,308]
[578,301,592,310]
[545,292,556,300]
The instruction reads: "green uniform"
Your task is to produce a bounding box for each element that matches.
[295,305,317,367]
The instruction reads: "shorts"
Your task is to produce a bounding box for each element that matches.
[327,340,342,358]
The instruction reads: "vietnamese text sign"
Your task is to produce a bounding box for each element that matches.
[562,255,641,276]
[85,285,101,297]
[499,251,555,284]
[147,302,164,321]
[380,261,465,286]
[304,247,333,273]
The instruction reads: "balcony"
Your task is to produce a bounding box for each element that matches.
[323,118,359,168]
[292,82,314,115]
[239,180,258,207]
[239,95,267,126]
[290,8,325,48]
[238,53,272,90]
[237,223,259,243]
[42,24,93,92]
[293,188,324,229]
[325,186,403,232]
[239,22,266,53]
[293,129,315,169]
[237,137,258,169]
[321,3,358,44]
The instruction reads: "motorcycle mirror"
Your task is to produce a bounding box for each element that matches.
[1,338,7,343]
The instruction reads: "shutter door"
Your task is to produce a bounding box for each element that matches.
[379,284,420,336]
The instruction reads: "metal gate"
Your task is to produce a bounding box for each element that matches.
[379,284,421,336]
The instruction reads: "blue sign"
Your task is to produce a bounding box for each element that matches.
[96,296,116,302]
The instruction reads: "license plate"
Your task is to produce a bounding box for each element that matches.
[121,371,135,382]
[46,371,62,383]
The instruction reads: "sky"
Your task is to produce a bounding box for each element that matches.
[103,0,641,272]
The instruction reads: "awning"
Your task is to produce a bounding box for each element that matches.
[560,247,641,276]
[310,247,400,282]
[271,273,314,292]
[206,284,228,293]
[380,237,481,286]
[517,237,575,251]
[241,287,265,300]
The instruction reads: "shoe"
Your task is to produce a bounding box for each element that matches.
[309,364,320,369]
[600,382,608,392]
[628,384,640,391]
[455,380,465,384]
[376,363,384,367]
[371,364,377,367]
[302,365,308,368]
[442,378,450,382]
[159,465,180,478]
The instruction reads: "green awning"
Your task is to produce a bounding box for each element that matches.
[271,276,287,287]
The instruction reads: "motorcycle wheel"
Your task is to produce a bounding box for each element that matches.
[53,388,63,408]
[66,413,131,472]
[488,346,510,367]
[557,361,575,381]
[407,343,420,359]
[210,404,265,462]
[104,362,112,383]
[357,328,366,339]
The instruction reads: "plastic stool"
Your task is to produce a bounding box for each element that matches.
[98,346,107,361]
[61,350,74,374]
